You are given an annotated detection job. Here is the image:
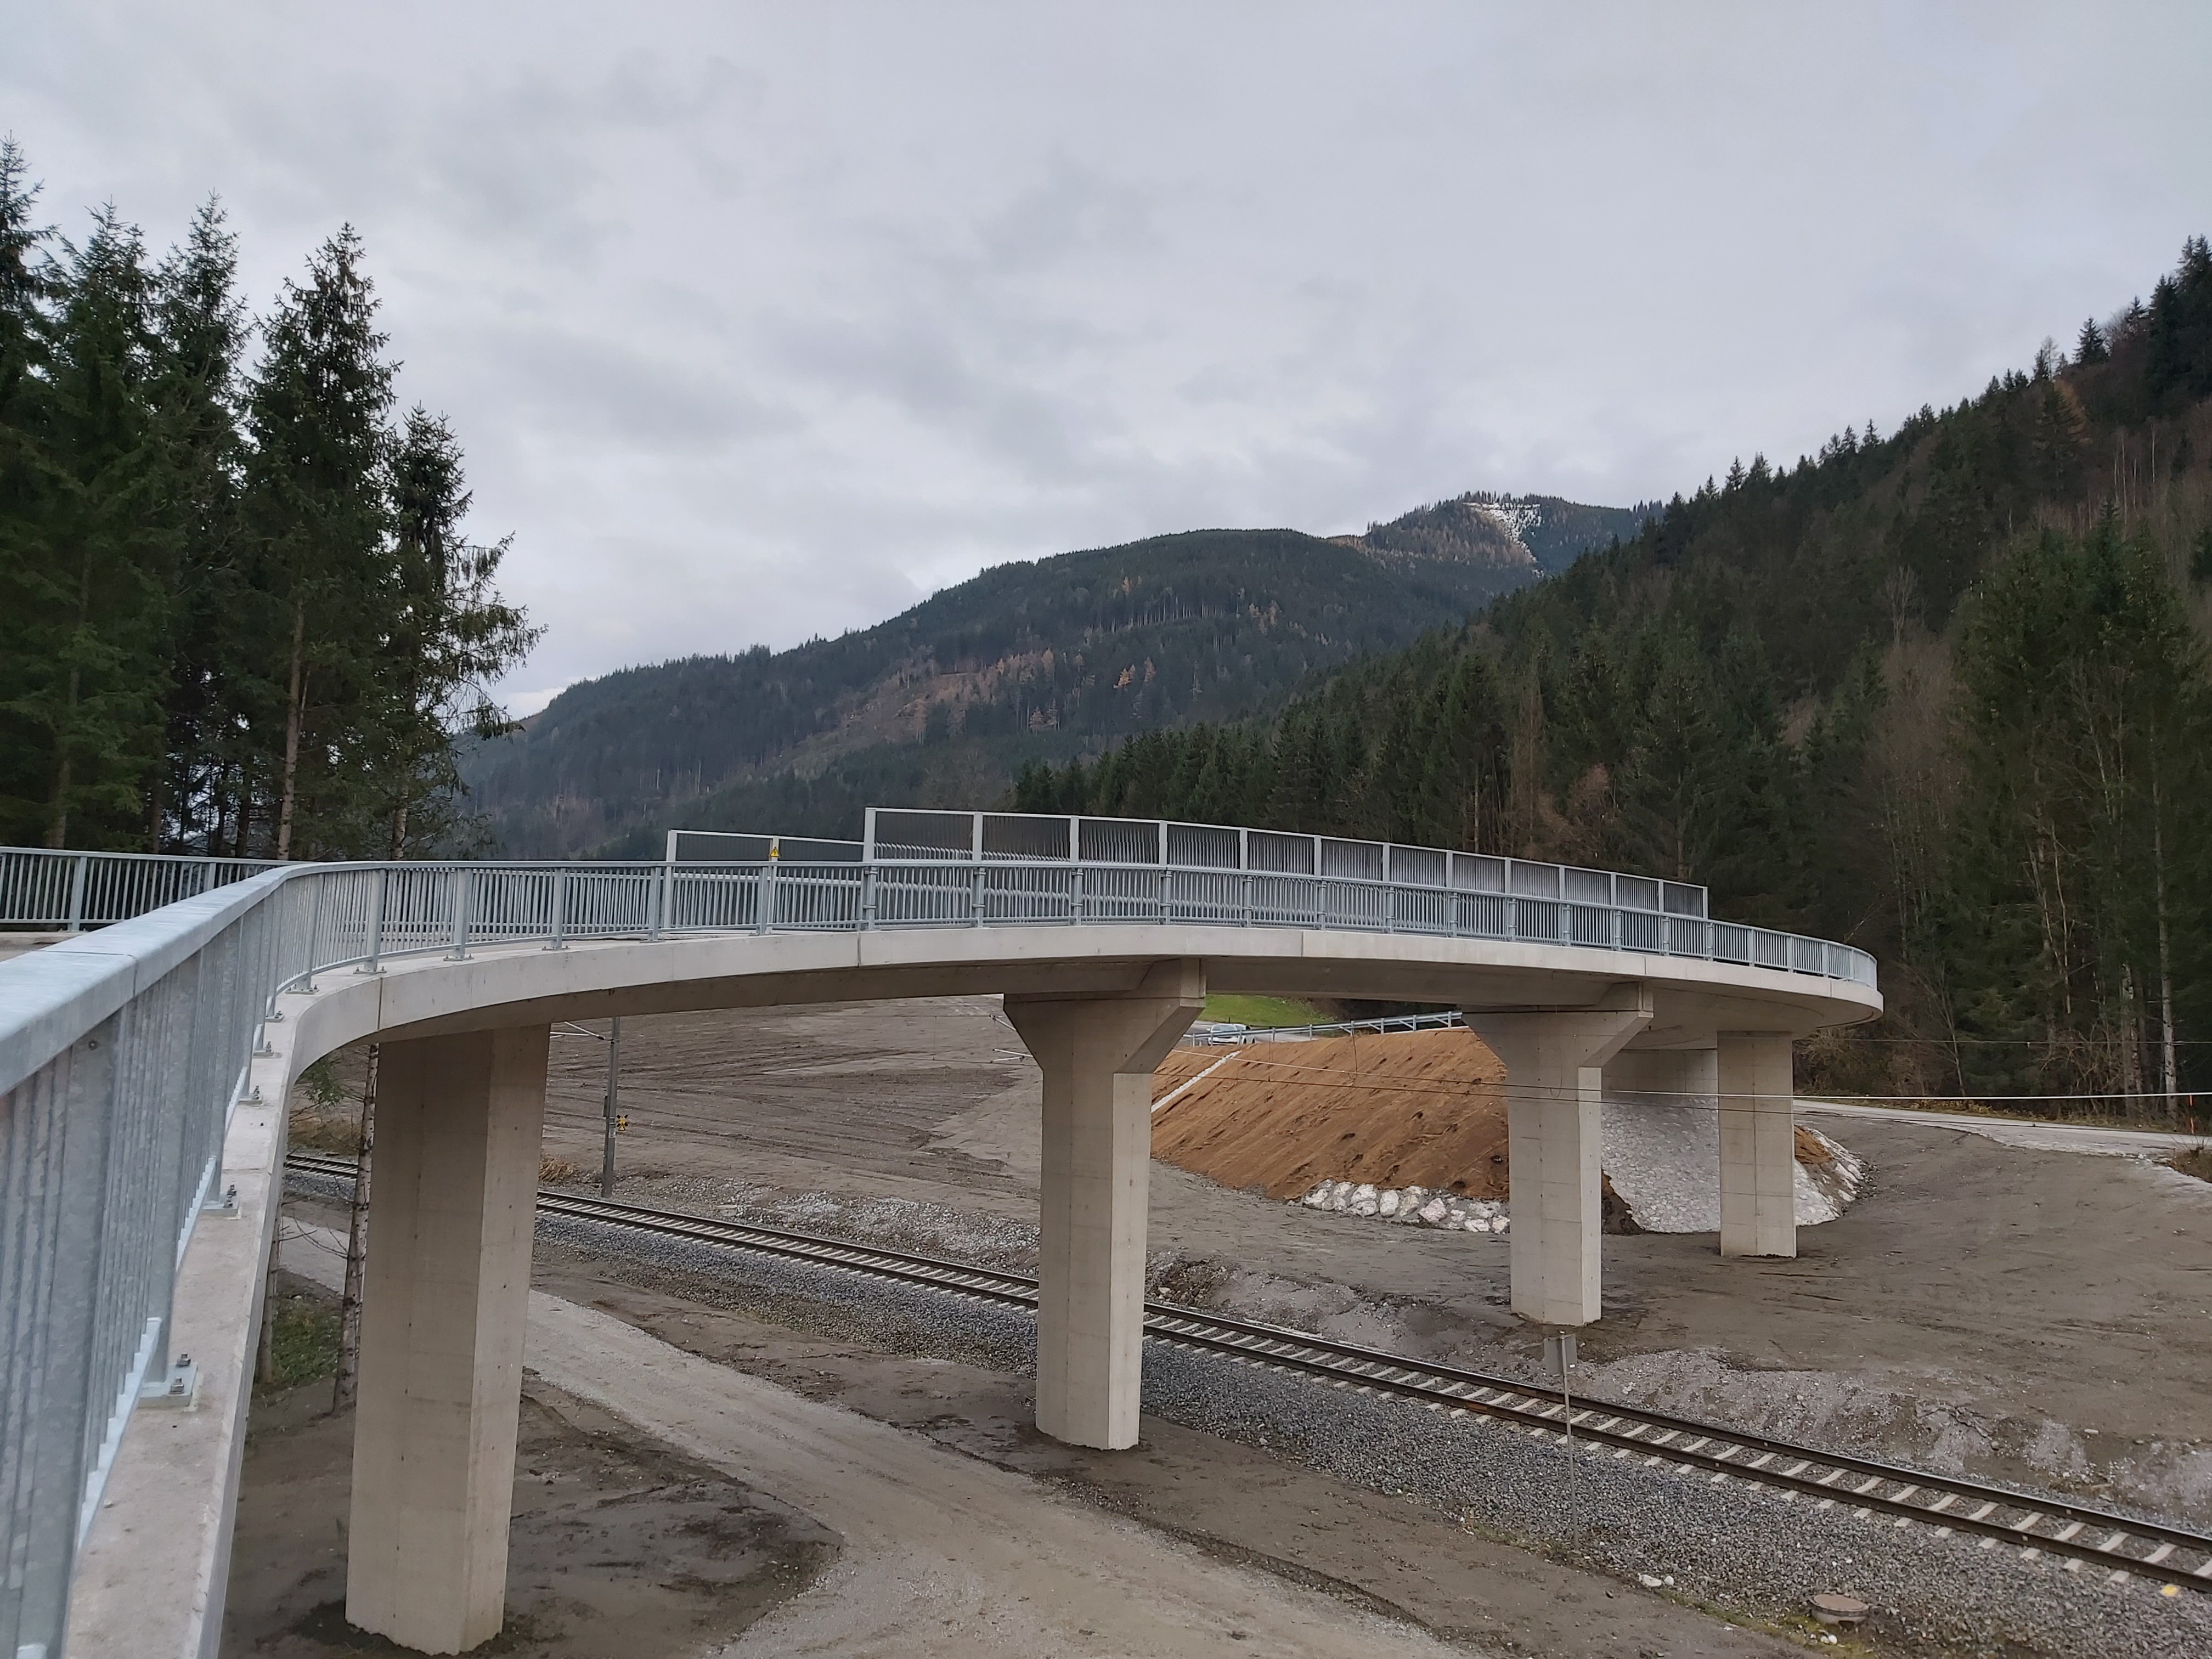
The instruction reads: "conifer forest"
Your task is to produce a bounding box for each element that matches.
[0,140,536,861]
[7,119,2212,1119]
[1015,241,2212,1113]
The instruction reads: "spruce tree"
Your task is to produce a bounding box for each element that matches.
[244,227,394,858]
[369,407,538,854]
[15,204,169,848]
[149,198,249,849]
[0,139,58,842]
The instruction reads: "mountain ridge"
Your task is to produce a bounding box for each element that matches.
[467,493,1649,855]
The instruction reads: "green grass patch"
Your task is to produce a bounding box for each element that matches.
[260,1290,341,1393]
[1201,994,1329,1029]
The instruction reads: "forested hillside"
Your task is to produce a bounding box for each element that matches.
[0,142,533,857]
[471,495,1641,856]
[1016,240,2212,1113]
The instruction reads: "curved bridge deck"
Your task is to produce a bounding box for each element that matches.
[0,817,1877,1657]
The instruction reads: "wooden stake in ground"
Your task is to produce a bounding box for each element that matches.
[333,1042,379,1414]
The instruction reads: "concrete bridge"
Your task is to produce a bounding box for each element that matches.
[0,810,1877,1656]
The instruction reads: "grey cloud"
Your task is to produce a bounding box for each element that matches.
[7,1,2209,702]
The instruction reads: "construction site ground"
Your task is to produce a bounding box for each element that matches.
[515,998,2212,1523]
[249,1208,1818,1658]
[244,996,2212,1656]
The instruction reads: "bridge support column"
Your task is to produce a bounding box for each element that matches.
[346,1025,548,1655]
[1718,1031,1797,1259]
[1469,996,1650,1327]
[1005,961,1204,1450]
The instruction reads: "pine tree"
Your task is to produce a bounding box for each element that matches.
[362,408,538,854]
[244,227,395,858]
[0,139,59,842]
[12,204,170,848]
[149,198,249,850]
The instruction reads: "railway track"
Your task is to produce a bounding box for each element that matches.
[286,1151,2210,1593]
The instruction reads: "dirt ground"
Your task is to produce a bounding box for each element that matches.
[533,999,2212,1520]
[258,1201,1808,1659]
[223,1286,837,1657]
[242,997,2210,1655]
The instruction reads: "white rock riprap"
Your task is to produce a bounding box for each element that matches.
[1298,1180,1508,1234]
[1601,1096,1869,1232]
[1291,1111,1867,1238]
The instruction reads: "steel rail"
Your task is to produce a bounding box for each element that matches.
[285,1153,2208,1591]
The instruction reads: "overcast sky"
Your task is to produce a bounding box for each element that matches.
[10,4,2209,713]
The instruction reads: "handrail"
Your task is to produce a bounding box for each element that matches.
[0,837,1874,1655]
[1,851,1879,1058]
[1187,1010,1471,1045]
[0,845,279,932]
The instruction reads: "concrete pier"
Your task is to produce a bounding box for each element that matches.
[1470,996,1651,1327]
[1006,961,1204,1449]
[1718,1030,1797,1259]
[346,1026,549,1655]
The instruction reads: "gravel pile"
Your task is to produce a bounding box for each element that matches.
[282,1170,2209,1657]
[1298,1180,1507,1233]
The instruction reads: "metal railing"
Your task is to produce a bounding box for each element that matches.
[673,809,1716,921]
[0,847,278,933]
[0,870,292,1659]
[0,826,1874,1655]
[1186,1010,1470,1045]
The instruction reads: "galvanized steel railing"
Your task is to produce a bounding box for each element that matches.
[674,806,1719,922]
[1187,1010,1471,1045]
[0,847,279,933]
[0,868,295,1659]
[0,828,1874,1654]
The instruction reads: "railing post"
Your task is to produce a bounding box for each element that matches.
[971,861,985,927]
[862,862,877,930]
[360,868,387,974]
[1241,872,1252,927]
[651,860,671,940]
[201,857,216,895]
[545,868,568,950]
[757,860,774,935]
[1068,864,1082,926]
[447,868,471,961]
[66,852,89,932]
[302,878,324,992]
